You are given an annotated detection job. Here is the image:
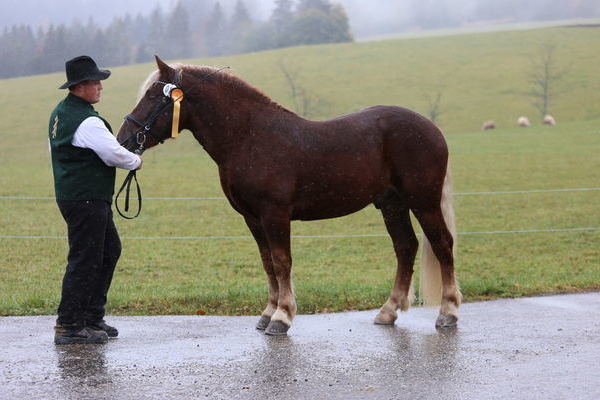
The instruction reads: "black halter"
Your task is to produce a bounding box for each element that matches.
[116,66,229,219]
[120,66,230,154]
[116,80,180,219]
[121,76,183,155]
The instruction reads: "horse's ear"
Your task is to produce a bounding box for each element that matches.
[155,55,173,74]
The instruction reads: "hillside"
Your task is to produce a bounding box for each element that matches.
[1,25,599,195]
[1,25,599,316]
[1,25,599,138]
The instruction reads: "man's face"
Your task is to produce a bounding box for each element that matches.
[71,80,103,104]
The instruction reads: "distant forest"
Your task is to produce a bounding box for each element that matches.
[0,0,352,79]
[1,0,599,79]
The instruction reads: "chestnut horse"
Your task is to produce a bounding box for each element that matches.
[117,56,461,335]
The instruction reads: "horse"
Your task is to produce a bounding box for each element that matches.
[117,56,461,336]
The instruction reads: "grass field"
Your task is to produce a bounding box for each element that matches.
[0,25,599,316]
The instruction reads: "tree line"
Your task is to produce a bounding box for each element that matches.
[0,0,353,79]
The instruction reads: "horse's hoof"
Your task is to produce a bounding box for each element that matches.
[435,313,458,328]
[256,315,271,331]
[373,312,396,325]
[265,320,290,336]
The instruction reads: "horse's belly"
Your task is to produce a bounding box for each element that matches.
[293,203,371,221]
[291,163,389,220]
[291,189,382,221]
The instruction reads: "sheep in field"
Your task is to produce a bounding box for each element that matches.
[482,120,496,130]
[517,116,531,127]
[543,115,556,125]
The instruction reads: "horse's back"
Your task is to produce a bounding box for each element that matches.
[324,105,449,206]
[323,105,448,169]
[286,106,447,218]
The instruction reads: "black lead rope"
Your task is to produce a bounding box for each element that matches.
[115,170,142,219]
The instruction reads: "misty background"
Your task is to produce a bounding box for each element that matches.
[3,0,600,37]
[1,0,599,79]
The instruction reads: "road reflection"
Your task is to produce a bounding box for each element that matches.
[55,344,114,397]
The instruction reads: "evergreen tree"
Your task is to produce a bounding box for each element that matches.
[164,0,192,59]
[180,0,216,57]
[103,17,135,66]
[232,0,252,26]
[288,0,353,46]
[329,3,353,41]
[270,0,295,48]
[229,0,254,54]
[131,13,150,42]
[145,6,166,59]
[41,25,70,74]
[181,0,216,26]
[297,0,331,13]
[0,0,356,79]
[206,2,227,56]
[0,25,37,77]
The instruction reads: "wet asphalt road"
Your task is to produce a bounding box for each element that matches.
[1,292,599,400]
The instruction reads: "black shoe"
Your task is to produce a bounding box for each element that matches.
[86,320,118,337]
[54,325,108,345]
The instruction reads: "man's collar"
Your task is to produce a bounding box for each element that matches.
[66,92,93,107]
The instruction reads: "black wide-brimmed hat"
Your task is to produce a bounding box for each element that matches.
[59,55,111,89]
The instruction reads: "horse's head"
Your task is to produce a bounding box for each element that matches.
[117,56,184,154]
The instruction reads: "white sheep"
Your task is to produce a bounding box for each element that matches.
[543,115,556,125]
[517,116,530,127]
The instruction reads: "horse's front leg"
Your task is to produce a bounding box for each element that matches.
[244,216,279,331]
[260,211,296,336]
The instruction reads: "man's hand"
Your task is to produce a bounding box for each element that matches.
[136,157,143,170]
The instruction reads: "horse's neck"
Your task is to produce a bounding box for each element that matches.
[186,88,300,163]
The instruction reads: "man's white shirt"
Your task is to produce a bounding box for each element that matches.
[72,116,141,170]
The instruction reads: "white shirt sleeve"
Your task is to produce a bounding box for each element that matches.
[72,117,142,170]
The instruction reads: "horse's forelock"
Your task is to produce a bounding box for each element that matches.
[137,70,160,102]
[136,63,185,102]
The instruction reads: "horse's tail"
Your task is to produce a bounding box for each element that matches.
[419,163,460,306]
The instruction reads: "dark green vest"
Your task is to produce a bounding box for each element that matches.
[49,93,116,203]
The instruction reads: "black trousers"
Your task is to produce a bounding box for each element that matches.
[56,200,121,327]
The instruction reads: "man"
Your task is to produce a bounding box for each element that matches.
[49,55,142,345]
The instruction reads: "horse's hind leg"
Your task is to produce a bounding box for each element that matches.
[412,206,461,327]
[244,216,279,331]
[374,190,419,325]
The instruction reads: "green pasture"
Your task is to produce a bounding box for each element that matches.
[0,26,599,316]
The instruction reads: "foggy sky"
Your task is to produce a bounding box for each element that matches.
[2,0,599,39]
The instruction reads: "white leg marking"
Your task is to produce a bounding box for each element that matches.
[262,304,277,318]
[441,301,459,318]
[271,309,292,326]
[375,299,398,324]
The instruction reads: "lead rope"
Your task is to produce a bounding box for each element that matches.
[115,170,142,219]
